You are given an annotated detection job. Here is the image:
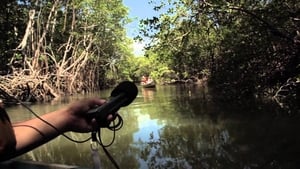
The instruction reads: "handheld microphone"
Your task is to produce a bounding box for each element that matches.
[87,81,138,127]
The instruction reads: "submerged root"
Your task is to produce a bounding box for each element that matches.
[0,71,59,104]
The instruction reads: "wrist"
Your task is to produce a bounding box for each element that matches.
[55,107,74,133]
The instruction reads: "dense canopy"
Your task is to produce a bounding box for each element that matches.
[0,0,299,113]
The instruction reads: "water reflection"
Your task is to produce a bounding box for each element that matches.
[4,85,300,169]
[133,113,164,142]
[141,88,156,102]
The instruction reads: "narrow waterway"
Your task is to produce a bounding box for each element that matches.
[5,84,300,169]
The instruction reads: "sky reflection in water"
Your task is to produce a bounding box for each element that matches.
[133,113,164,142]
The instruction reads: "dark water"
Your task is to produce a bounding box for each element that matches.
[5,84,300,169]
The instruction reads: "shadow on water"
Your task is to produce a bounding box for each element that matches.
[3,84,300,169]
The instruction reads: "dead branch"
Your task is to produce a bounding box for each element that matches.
[15,9,36,51]
[0,70,59,103]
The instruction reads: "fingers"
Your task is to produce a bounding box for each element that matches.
[90,118,99,131]
[109,112,119,122]
[107,114,114,121]
[86,98,106,108]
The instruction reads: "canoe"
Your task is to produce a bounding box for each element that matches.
[141,80,156,88]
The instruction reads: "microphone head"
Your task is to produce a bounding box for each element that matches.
[110,81,138,106]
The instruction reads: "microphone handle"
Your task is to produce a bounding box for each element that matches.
[86,93,127,127]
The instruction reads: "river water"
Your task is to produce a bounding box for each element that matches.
[5,84,300,169]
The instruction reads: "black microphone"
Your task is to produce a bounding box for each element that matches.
[87,81,138,127]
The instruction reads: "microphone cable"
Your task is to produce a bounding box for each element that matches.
[92,115,124,169]
[0,88,123,168]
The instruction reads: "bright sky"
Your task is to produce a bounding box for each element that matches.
[123,0,159,56]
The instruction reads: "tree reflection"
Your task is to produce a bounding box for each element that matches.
[133,115,300,169]
[142,88,156,102]
[12,85,300,169]
[135,123,234,169]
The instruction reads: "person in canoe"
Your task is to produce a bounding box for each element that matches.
[141,75,148,85]
[141,76,155,88]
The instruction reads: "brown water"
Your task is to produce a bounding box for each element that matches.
[5,84,300,169]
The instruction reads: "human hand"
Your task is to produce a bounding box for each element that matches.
[0,98,116,160]
[61,98,114,133]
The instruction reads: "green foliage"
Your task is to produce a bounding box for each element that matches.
[118,48,173,83]
[1,0,299,110]
[138,0,299,104]
[0,0,131,91]
[0,0,28,69]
